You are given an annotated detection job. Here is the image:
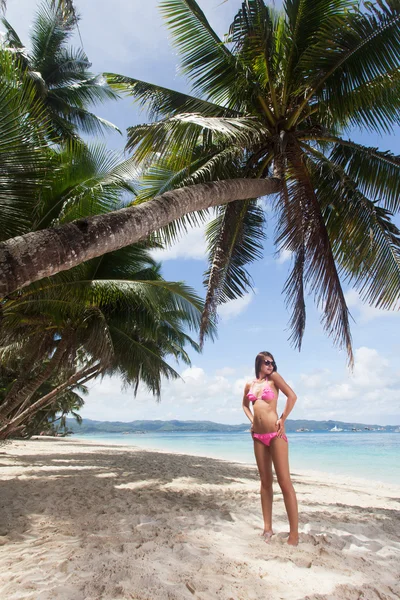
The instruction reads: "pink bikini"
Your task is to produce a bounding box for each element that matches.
[247,379,288,446]
[252,431,287,446]
[247,379,275,404]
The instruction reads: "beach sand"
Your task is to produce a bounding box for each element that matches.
[0,438,399,600]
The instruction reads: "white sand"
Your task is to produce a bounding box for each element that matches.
[0,438,399,600]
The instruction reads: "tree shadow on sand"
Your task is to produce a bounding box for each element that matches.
[0,439,259,539]
[1,440,399,600]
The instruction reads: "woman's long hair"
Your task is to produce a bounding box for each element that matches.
[255,351,277,378]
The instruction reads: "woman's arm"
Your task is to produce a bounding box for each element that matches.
[270,372,297,435]
[242,383,253,429]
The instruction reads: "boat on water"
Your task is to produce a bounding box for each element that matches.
[330,425,343,432]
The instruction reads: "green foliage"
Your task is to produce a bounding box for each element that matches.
[0,51,51,239]
[107,0,400,363]
[1,0,119,142]
[0,144,215,434]
[0,4,215,434]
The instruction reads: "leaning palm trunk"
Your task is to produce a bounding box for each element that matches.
[0,363,100,439]
[0,336,70,422]
[0,178,280,297]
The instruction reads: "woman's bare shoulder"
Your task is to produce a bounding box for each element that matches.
[269,371,285,384]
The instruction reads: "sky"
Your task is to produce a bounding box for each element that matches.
[4,0,400,426]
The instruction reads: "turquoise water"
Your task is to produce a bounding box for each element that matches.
[73,431,400,485]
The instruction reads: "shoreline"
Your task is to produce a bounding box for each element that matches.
[70,432,400,490]
[1,437,399,599]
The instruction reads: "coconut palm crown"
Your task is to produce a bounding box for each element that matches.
[106,0,400,364]
[1,0,119,141]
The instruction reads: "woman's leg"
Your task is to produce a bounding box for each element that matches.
[270,438,299,545]
[253,440,274,537]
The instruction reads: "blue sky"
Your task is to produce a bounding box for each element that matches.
[6,0,400,426]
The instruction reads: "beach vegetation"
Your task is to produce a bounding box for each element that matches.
[105,0,400,363]
[0,0,399,424]
[1,0,400,365]
[1,0,117,142]
[0,238,211,439]
[0,4,213,439]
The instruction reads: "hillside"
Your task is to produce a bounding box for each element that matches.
[66,418,398,433]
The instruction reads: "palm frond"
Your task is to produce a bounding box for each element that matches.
[52,105,121,138]
[277,147,353,362]
[306,148,400,311]
[291,0,400,126]
[282,0,352,106]
[283,244,306,349]
[228,0,282,115]
[104,73,238,120]
[201,199,265,344]
[48,75,119,103]
[277,176,307,348]
[107,324,181,399]
[126,113,268,166]
[325,67,400,133]
[328,137,400,213]
[31,1,76,71]
[33,143,138,229]
[80,307,114,366]
[127,119,202,167]
[159,0,253,108]
[0,50,50,240]
[34,46,90,86]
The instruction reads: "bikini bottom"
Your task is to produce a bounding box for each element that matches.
[252,432,288,447]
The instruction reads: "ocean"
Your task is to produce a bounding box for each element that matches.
[73,430,400,485]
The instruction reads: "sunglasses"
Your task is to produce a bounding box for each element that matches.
[264,360,275,367]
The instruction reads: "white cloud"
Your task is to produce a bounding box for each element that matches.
[294,346,400,424]
[181,366,205,382]
[351,347,389,384]
[276,249,292,264]
[345,289,400,323]
[81,346,400,425]
[82,365,254,424]
[150,223,208,261]
[218,292,254,320]
[299,369,330,390]
[215,367,236,376]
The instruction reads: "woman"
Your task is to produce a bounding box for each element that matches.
[242,351,299,545]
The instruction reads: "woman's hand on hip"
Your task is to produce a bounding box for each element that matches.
[276,418,285,437]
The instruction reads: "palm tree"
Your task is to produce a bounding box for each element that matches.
[0,244,210,438]
[0,24,278,308]
[1,0,119,141]
[0,131,214,438]
[0,51,214,439]
[103,0,400,363]
[21,384,87,438]
[1,0,400,365]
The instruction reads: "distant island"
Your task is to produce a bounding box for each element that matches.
[66,418,399,434]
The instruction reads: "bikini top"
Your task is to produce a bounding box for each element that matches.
[247,379,275,403]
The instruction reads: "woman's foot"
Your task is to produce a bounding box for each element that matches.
[287,533,299,546]
[262,529,274,543]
